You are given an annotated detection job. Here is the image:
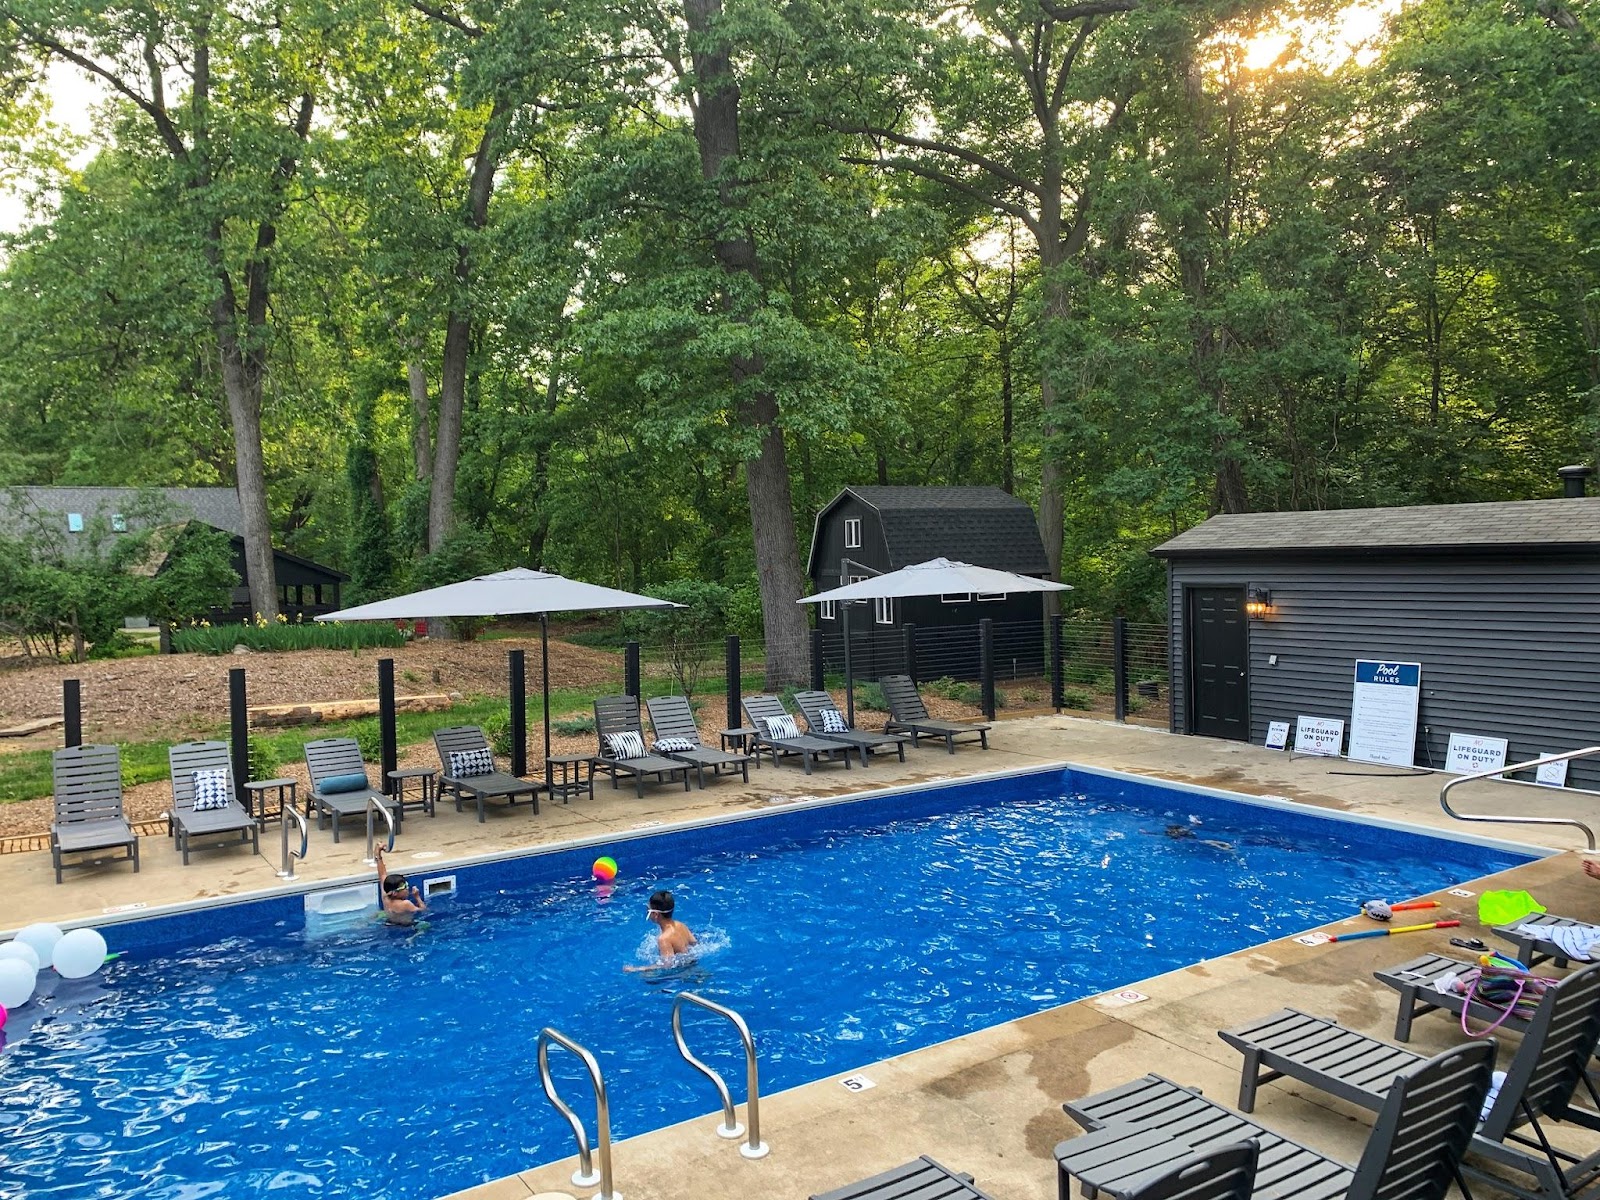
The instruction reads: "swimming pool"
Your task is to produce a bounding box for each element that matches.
[0,765,1535,1199]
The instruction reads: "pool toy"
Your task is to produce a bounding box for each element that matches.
[592,856,618,883]
[0,941,40,971]
[1478,890,1544,926]
[0,1003,6,1031]
[52,928,108,980]
[1330,919,1460,943]
[14,923,63,964]
[0,959,36,1008]
[1361,899,1440,922]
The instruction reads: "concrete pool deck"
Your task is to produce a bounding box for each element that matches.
[4,715,1596,1199]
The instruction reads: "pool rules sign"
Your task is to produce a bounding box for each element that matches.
[1347,660,1423,767]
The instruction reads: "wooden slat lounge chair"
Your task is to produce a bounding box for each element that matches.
[430,726,542,821]
[808,1156,995,1200]
[594,696,693,797]
[1058,1040,1495,1200]
[644,695,752,786]
[793,689,911,766]
[880,675,989,753]
[742,694,853,775]
[304,737,405,841]
[1494,910,1599,968]
[167,741,259,864]
[1375,950,1548,1042]
[50,744,140,884]
[1218,961,1600,1200]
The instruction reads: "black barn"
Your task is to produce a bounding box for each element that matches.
[806,486,1050,681]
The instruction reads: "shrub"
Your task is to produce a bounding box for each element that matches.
[1065,663,1111,688]
[1061,687,1094,709]
[351,720,382,763]
[172,619,406,655]
[625,579,731,697]
[854,681,887,712]
[1127,695,1147,715]
[87,630,157,660]
[484,713,514,758]
[1019,687,1042,705]
[247,735,278,781]
[552,713,596,737]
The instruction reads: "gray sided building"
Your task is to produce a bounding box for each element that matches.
[1152,496,1600,788]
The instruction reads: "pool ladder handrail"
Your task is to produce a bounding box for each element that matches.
[362,794,396,866]
[277,803,309,880]
[537,1027,619,1200]
[1439,746,1600,849]
[671,991,769,1159]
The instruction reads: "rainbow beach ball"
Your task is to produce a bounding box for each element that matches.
[592,856,618,883]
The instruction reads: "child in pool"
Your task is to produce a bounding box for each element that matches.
[376,847,427,926]
[625,890,697,971]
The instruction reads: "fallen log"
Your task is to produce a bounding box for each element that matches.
[248,694,454,727]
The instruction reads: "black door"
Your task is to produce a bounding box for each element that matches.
[1188,587,1248,740]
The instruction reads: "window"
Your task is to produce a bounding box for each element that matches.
[844,517,862,549]
[819,600,836,621]
[976,592,1007,602]
[940,593,971,604]
[875,597,894,625]
[849,574,868,585]
[66,512,84,532]
[110,513,126,532]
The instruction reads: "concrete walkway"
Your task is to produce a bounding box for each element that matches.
[5,716,1596,1200]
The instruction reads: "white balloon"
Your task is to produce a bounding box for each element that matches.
[0,941,40,971]
[15,923,63,963]
[52,928,108,981]
[0,959,36,1008]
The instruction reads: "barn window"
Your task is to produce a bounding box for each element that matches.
[875,597,893,625]
[940,593,971,604]
[111,513,127,532]
[67,513,84,532]
[819,600,836,620]
[976,592,1007,602]
[844,517,862,549]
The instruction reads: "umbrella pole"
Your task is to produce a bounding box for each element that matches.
[541,612,552,771]
[842,591,855,726]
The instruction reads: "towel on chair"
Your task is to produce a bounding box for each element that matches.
[1513,921,1600,962]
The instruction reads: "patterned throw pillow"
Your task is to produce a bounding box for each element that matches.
[605,730,647,759]
[192,767,232,811]
[652,737,697,754]
[818,708,850,734]
[448,747,495,778]
[764,714,800,740]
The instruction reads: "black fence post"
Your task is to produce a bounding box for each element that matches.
[809,628,825,692]
[378,658,398,792]
[62,678,82,749]
[1113,616,1129,722]
[508,649,527,778]
[228,668,248,800]
[624,640,641,700]
[979,618,996,720]
[725,635,742,731]
[901,623,918,684]
[1050,615,1065,712]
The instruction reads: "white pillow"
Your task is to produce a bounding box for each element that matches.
[652,737,697,753]
[764,714,800,740]
[192,767,232,811]
[818,708,850,734]
[605,730,646,759]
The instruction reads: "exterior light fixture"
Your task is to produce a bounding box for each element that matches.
[1245,587,1272,618]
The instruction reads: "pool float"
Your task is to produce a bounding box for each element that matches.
[1331,919,1460,943]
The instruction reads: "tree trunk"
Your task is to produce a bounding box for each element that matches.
[683,0,811,685]
[215,289,279,621]
[408,356,433,485]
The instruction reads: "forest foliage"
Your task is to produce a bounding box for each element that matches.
[0,0,1594,646]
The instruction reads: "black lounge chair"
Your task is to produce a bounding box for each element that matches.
[742,694,853,775]
[808,1156,995,1200]
[1059,1040,1495,1200]
[1219,961,1600,1200]
[644,695,752,786]
[880,675,989,753]
[306,737,406,840]
[167,741,259,864]
[593,696,692,797]
[430,726,542,820]
[50,744,140,884]
[792,689,911,766]
[1056,1133,1258,1200]
[1376,950,1551,1042]
[1494,910,1600,968]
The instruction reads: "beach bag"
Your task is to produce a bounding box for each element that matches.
[1453,959,1554,1036]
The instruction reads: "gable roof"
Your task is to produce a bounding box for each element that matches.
[1151,497,1600,557]
[3,486,245,537]
[807,486,1050,576]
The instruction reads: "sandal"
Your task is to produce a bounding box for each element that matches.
[1450,936,1488,953]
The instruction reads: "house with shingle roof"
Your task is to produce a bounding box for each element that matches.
[806,486,1050,681]
[1151,478,1600,787]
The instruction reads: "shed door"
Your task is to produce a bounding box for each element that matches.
[1187,587,1248,740]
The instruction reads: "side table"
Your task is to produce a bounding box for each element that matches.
[387,767,438,819]
[243,778,297,829]
[720,727,761,760]
[546,754,595,804]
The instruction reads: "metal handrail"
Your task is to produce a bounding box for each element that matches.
[536,1027,619,1199]
[362,795,396,866]
[1440,746,1600,849]
[671,992,769,1159]
[276,804,309,880]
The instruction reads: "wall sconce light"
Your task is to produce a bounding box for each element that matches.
[1245,587,1272,618]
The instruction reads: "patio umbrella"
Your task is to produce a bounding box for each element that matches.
[798,557,1072,722]
[319,568,678,769]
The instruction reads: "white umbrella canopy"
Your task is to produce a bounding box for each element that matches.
[318,568,680,770]
[798,557,1073,604]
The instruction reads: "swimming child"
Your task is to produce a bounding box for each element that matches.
[625,889,697,971]
[375,847,426,926]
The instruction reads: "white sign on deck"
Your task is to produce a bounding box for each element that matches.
[840,1074,876,1092]
[1536,759,1570,787]
[1265,721,1290,750]
[1294,716,1345,757]
[1096,989,1150,1009]
[1445,734,1509,776]
[1347,660,1422,767]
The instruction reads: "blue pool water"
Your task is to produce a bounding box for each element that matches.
[0,767,1531,1199]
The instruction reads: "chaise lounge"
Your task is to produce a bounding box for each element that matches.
[50,743,140,884]
[594,696,693,797]
[793,689,911,766]
[167,741,260,864]
[432,726,543,820]
[306,737,406,840]
[645,694,752,787]
[880,675,989,753]
[743,694,853,775]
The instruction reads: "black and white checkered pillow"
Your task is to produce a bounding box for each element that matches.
[818,708,850,734]
[192,767,232,811]
[652,737,697,753]
[448,747,495,777]
[764,714,800,740]
[605,730,646,759]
